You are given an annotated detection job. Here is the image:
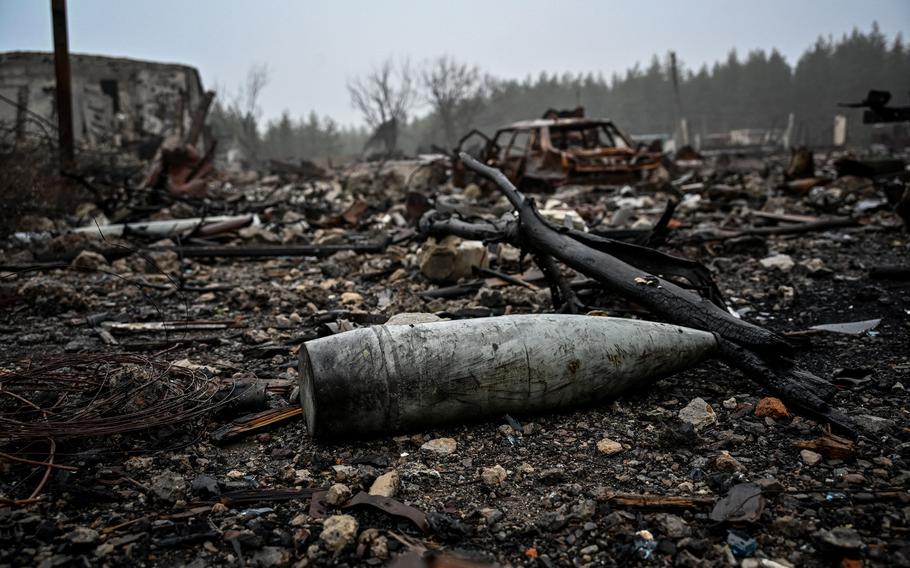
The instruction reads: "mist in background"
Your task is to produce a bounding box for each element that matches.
[2,0,908,160]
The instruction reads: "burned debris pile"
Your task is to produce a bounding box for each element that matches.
[2,103,910,567]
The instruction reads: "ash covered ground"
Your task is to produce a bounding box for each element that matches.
[1,152,909,567]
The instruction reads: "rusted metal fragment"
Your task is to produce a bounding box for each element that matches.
[598,492,716,510]
[342,491,430,534]
[210,405,303,444]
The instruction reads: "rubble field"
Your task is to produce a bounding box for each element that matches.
[1,151,909,567]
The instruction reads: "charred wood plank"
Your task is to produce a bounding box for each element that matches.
[459,152,785,352]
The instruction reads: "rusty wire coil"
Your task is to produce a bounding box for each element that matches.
[0,352,227,444]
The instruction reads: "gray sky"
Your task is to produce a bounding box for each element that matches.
[1,1,908,127]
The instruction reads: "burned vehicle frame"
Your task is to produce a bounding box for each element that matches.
[454,113,663,191]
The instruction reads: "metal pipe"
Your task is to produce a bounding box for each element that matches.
[51,0,74,169]
[299,314,718,438]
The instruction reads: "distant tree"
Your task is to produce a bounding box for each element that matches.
[347,58,418,154]
[210,63,270,162]
[421,56,485,148]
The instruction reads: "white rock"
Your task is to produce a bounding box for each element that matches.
[325,483,352,506]
[760,254,795,272]
[386,312,443,326]
[369,471,400,498]
[319,514,358,552]
[596,438,623,456]
[678,397,717,431]
[800,449,822,466]
[420,437,457,455]
[481,464,507,486]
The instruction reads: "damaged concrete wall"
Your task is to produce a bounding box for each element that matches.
[0,51,207,158]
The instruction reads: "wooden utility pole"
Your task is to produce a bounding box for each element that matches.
[51,0,74,169]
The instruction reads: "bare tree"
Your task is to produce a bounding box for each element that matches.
[211,63,270,161]
[422,56,484,148]
[348,58,418,154]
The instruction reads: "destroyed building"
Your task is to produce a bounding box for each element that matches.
[0,51,210,158]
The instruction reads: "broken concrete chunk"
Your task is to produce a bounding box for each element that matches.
[386,312,443,326]
[369,470,400,498]
[319,514,358,553]
[853,413,894,433]
[481,464,507,486]
[596,438,623,456]
[800,449,822,466]
[70,250,108,271]
[325,483,352,506]
[150,469,188,503]
[759,254,795,272]
[678,397,717,431]
[420,437,457,455]
[419,235,489,283]
[539,201,587,231]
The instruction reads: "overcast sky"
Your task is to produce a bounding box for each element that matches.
[1,1,908,126]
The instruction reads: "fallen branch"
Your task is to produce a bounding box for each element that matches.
[448,152,854,436]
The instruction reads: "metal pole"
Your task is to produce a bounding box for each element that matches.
[51,0,74,169]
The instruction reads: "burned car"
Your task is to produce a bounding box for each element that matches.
[454,111,663,191]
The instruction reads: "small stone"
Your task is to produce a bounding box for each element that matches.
[754,397,789,419]
[722,397,737,410]
[319,514,358,553]
[815,525,863,551]
[340,292,363,306]
[760,254,795,272]
[419,236,489,283]
[579,544,599,555]
[332,465,357,482]
[842,473,866,484]
[211,502,229,514]
[799,258,831,276]
[481,464,507,486]
[537,467,566,485]
[596,437,623,456]
[190,474,220,497]
[715,451,746,473]
[290,513,308,527]
[94,543,115,557]
[678,397,717,431]
[150,469,187,502]
[755,478,784,493]
[479,508,504,525]
[226,469,245,480]
[124,456,153,471]
[250,546,292,567]
[463,183,482,200]
[854,414,894,434]
[420,437,457,455]
[66,527,99,545]
[655,513,692,538]
[71,250,108,271]
[369,471,400,498]
[386,312,443,326]
[800,449,822,466]
[325,483,352,506]
[370,535,389,559]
